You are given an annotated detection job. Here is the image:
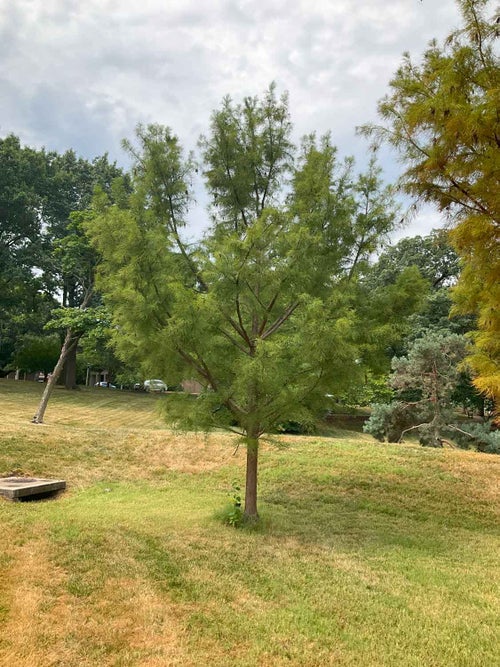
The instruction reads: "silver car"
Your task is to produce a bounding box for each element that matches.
[144,379,167,393]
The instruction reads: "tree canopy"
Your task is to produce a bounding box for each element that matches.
[360,0,500,404]
[86,86,404,519]
[0,133,126,388]
[0,135,56,372]
[364,331,468,447]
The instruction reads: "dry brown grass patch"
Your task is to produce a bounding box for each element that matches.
[437,449,500,506]
[0,532,70,667]
[0,536,192,666]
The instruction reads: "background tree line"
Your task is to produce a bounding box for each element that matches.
[0,134,127,389]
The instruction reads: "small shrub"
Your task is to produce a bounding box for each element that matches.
[276,419,316,435]
[363,403,392,441]
[448,422,500,454]
[363,402,417,443]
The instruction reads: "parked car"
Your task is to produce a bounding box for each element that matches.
[94,381,116,388]
[144,379,167,393]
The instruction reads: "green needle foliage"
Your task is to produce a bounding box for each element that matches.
[364,332,468,447]
[360,0,500,403]
[87,86,400,520]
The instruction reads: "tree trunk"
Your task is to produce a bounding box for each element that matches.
[63,342,78,389]
[32,328,76,424]
[244,436,259,520]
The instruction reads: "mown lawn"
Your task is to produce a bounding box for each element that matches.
[0,379,499,666]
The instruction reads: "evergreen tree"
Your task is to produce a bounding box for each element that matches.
[87,87,400,520]
[364,332,468,447]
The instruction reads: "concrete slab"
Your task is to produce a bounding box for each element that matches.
[0,477,66,500]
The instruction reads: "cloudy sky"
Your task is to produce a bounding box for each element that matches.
[1,0,463,238]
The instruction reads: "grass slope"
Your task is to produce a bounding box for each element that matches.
[0,379,499,666]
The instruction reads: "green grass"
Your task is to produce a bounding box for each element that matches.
[0,379,499,666]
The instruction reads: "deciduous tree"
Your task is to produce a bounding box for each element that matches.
[87,87,399,520]
[13,334,60,379]
[41,151,125,387]
[360,0,500,403]
[0,135,55,371]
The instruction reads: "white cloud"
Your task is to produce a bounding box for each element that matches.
[0,0,463,237]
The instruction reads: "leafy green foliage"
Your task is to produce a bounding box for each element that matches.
[45,305,109,335]
[451,371,492,417]
[0,134,126,388]
[223,481,244,528]
[354,265,429,373]
[369,231,460,290]
[0,135,57,370]
[364,231,474,358]
[360,0,500,402]
[12,334,61,375]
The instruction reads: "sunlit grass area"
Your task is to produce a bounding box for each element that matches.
[1,379,499,666]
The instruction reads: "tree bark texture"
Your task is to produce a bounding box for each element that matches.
[32,328,77,424]
[63,343,78,389]
[244,437,259,519]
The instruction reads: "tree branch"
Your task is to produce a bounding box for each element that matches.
[398,422,429,442]
[217,327,252,356]
[261,301,300,340]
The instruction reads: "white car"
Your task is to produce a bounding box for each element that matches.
[144,379,167,393]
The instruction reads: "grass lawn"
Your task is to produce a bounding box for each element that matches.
[0,379,499,666]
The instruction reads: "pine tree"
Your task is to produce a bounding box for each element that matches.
[87,87,400,520]
[360,0,500,404]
